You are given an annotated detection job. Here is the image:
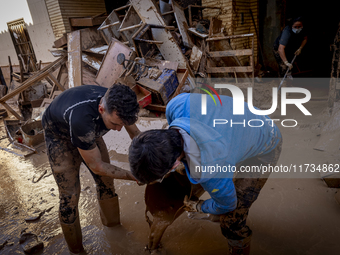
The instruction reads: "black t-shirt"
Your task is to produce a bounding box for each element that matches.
[43,85,109,150]
[273,26,307,55]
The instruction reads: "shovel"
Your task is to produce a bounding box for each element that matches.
[278,55,297,92]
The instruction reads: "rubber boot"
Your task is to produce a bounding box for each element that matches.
[60,217,84,254]
[228,236,251,255]
[98,194,120,227]
[229,244,250,255]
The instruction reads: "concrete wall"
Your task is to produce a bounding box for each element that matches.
[0,0,56,66]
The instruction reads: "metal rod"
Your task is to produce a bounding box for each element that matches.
[278,55,297,92]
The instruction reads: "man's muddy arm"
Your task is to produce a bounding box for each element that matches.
[78,146,135,180]
[125,123,141,139]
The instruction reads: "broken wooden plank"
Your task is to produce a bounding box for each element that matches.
[206,33,254,41]
[207,66,253,73]
[95,38,133,88]
[1,102,22,120]
[53,34,67,48]
[68,30,82,88]
[172,1,193,48]
[208,49,253,57]
[98,21,120,30]
[47,73,65,92]
[80,27,107,51]
[82,53,102,71]
[119,23,143,32]
[70,15,107,27]
[83,45,108,55]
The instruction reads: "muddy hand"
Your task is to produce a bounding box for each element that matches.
[183,195,204,212]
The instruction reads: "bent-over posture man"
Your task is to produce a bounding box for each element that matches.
[129,93,282,255]
[42,84,140,253]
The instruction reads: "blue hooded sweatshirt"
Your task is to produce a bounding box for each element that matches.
[166,93,282,215]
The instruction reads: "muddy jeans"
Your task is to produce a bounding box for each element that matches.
[273,49,291,78]
[43,124,115,224]
[220,139,283,248]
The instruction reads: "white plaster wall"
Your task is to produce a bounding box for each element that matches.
[26,0,56,63]
[0,0,56,66]
[0,31,19,66]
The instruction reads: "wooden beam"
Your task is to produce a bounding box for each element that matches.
[207,66,253,73]
[98,21,120,30]
[119,23,142,32]
[1,102,23,120]
[47,73,65,92]
[208,49,253,57]
[206,33,254,41]
[67,30,82,88]
[70,16,107,27]
[0,56,67,103]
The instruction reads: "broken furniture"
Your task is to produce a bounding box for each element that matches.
[98,4,130,45]
[206,33,255,86]
[0,56,67,120]
[118,5,143,46]
[117,53,154,81]
[95,38,134,88]
[3,119,37,156]
[132,24,169,58]
[130,0,193,74]
[137,68,179,105]
[131,85,152,108]
[171,1,193,48]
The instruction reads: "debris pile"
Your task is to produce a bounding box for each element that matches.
[0,0,256,154]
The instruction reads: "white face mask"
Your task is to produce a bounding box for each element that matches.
[292,27,303,34]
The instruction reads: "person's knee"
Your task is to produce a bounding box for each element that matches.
[221,224,252,241]
[59,193,80,224]
[96,180,115,200]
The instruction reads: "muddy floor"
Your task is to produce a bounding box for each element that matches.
[0,81,340,255]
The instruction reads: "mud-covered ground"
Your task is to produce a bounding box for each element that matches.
[0,81,340,255]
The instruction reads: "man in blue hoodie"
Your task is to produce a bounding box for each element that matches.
[129,92,282,255]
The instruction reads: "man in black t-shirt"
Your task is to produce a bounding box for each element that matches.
[273,17,308,77]
[42,84,140,253]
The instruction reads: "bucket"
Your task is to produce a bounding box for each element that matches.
[20,120,44,147]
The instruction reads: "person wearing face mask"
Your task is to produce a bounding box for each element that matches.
[273,17,308,77]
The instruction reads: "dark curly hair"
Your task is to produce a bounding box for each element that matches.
[102,83,139,125]
[129,129,183,184]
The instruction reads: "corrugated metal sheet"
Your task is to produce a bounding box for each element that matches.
[45,0,106,40]
[59,0,106,35]
[202,0,258,65]
[45,0,65,39]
